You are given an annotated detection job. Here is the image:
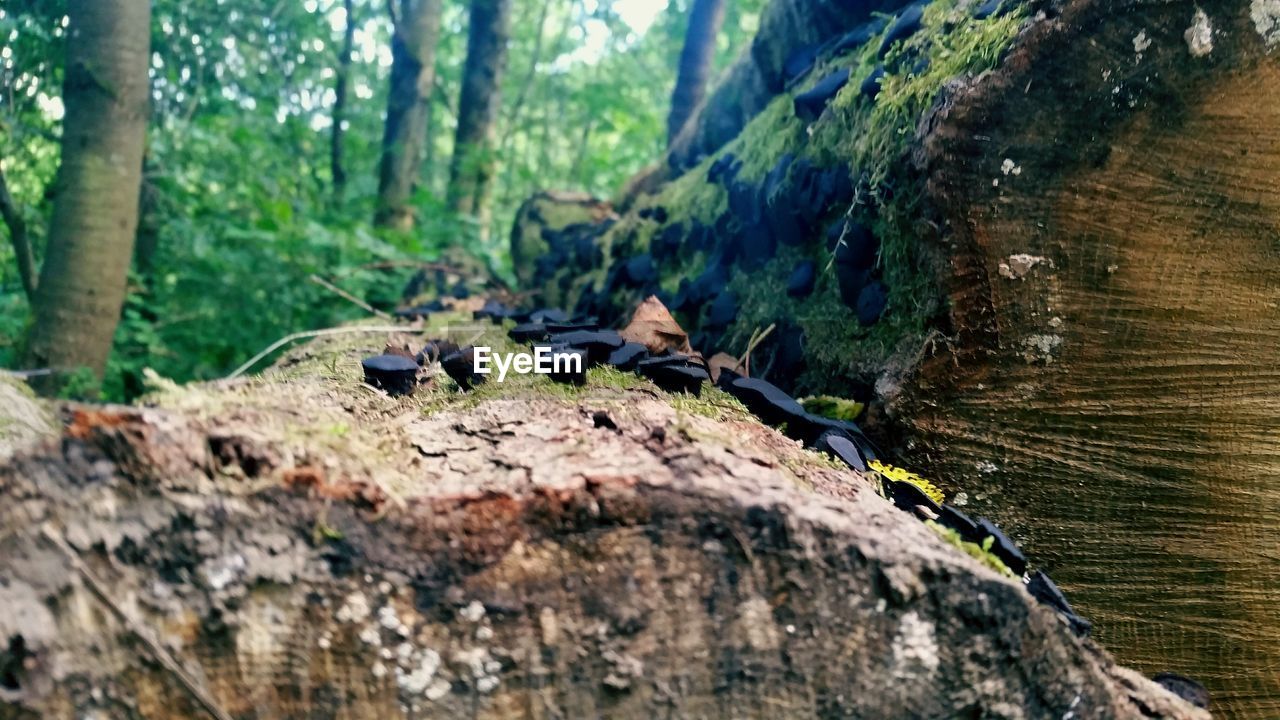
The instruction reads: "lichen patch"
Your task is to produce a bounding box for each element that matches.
[1252,0,1280,46]
[1185,9,1214,56]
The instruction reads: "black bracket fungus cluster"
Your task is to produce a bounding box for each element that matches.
[783,15,891,88]
[455,297,1109,651]
[716,368,878,465]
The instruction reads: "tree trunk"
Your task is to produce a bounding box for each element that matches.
[666,0,727,145]
[0,162,36,300]
[133,157,161,276]
[24,0,151,392]
[665,0,908,171]
[331,0,356,202]
[511,0,1280,715]
[447,0,513,243]
[375,0,443,231]
[0,317,1203,720]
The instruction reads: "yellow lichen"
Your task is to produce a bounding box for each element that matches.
[869,459,945,505]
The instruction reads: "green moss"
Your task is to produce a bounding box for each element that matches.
[800,395,865,422]
[924,520,1016,577]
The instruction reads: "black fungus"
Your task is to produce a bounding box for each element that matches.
[889,479,941,515]
[416,339,460,366]
[623,254,658,286]
[783,44,820,85]
[393,303,438,320]
[973,0,1003,19]
[739,223,777,270]
[689,262,729,308]
[787,261,817,298]
[607,342,650,371]
[534,251,565,282]
[878,3,926,58]
[545,319,599,333]
[1152,673,1209,709]
[856,281,889,326]
[707,153,741,185]
[938,504,983,543]
[547,348,588,385]
[361,354,419,396]
[639,362,708,396]
[860,65,886,99]
[549,329,625,365]
[716,371,810,429]
[727,181,764,225]
[797,412,878,458]
[473,298,517,321]
[832,221,879,269]
[705,291,739,329]
[440,347,484,390]
[509,322,549,344]
[828,17,890,56]
[1027,571,1093,637]
[794,68,852,121]
[529,307,570,324]
[977,518,1027,576]
[652,223,685,260]
[814,430,867,471]
[837,266,873,309]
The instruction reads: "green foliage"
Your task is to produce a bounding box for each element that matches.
[0,0,766,399]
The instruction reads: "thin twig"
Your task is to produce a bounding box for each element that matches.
[1,368,54,378]
[736,323,776,377]
[39,525,234,720]
[308,274,390,318]
[226,325,416,380]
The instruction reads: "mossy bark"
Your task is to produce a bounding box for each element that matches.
[0,315,1200,719]
[512,0,1280,714]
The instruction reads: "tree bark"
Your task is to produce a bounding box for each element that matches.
[0,320,1203,719]
[511,0,1280,714]
[375,0,443,230]
[666,0,908,171]
[666,0,727,145]
[331,0,356,202]
[24,0,151,392]
[447,0,513,242]
[0,162,36,301]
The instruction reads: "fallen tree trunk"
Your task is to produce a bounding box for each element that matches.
[0,316,1200,719]
[515,0,1280,715]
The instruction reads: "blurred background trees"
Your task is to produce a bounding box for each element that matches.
[0,0,764,398]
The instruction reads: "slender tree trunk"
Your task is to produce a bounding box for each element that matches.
[666,0,726,146]
[0,162,36,300]
[330,0,356,201]
[24,0,150,392]
[446,0,513,242]
[132,156,160,276]
[374,0,443,230]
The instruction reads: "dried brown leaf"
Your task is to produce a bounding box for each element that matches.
[620,295,693,355]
